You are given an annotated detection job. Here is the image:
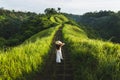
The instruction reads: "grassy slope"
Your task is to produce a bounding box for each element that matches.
[1,13,119,80]
[62,24,120,80]
[50,14,68,24]
[0,26,60,80]
[0,14,68,80]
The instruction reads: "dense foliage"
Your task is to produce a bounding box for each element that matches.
[63,24,120,80]
[0,25,60,80]
[0,13,67,80]
[0,8,120,80]
[0,8,56,48]
[65,11,120,43]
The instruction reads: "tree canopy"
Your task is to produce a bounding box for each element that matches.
[65,10,120,43]
[0,8,56,48]
[44,8,57,14]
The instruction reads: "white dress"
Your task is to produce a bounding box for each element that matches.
[56,48,63,63]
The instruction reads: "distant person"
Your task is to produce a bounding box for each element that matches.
[55,40,65,63]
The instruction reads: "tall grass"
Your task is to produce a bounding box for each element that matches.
[0,24,60,80]
[62,24,120,80]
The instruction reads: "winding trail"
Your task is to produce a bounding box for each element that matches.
[35,24,73,80]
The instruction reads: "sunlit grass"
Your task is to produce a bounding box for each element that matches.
[50,14,68,24]
[1,13,120,80]
[0,23,60,80]
[63,24,120,80]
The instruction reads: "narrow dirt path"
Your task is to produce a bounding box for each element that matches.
[35,24,73,80]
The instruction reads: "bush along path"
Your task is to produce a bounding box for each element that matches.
[35,23,73,80]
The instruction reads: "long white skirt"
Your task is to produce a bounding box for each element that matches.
[56,49,63,63]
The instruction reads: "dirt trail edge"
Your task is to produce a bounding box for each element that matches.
[35,24,73,80]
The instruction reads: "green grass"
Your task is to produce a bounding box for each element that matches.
[0,22,60,80]
[62,24,120,80]
[1,14,120,80]
[50,14,68,24]
[0,16,5,21]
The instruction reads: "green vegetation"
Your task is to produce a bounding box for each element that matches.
[44,8,57,15]
[0,8,56,48]
[0,12,68,80]
[0,8,120,80]
[44,8,62,15]
[66,11,120,43]
[50,14,68,24]
[62,24,120,80]
[0,24,60,80]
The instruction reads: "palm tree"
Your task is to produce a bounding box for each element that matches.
[58,7,61,13]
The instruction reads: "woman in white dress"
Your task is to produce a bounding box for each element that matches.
[55,41,65,63]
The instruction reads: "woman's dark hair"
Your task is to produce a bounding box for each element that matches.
[56,44,61,50]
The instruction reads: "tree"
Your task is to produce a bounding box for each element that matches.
[44,8,57,14]
[0,37,6,47]
[58,7,61,13]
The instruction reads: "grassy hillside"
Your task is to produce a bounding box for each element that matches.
[50,14,68,24]
[0,12,120,80]
[0,13,68,80]
[0,9,56,48]
[0,25,61,80]
[62,24,120,80]
[0,14,68,80]
[65,11,120,43]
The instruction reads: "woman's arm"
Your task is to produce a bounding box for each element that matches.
[61,43,65,46]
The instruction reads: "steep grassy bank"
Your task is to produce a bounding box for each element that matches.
[0,24,60,80]
[62,24,120,80]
